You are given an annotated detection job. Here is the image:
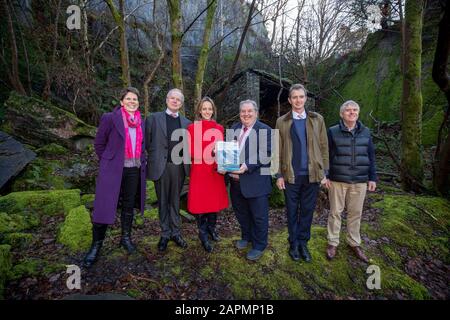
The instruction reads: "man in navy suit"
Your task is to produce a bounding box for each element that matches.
[228,100,272,261]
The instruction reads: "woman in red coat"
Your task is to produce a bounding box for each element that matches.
[187,97,229,252]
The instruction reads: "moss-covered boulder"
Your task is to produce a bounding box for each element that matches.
[0,189,81,217]
[1,91,96,150]
[0,212,39,234]
[81,194,95,208]
[0,244,12,299]
[321,13,444,146]
[57,205,92,252]
[12,158,69,191]
[36,143,68,157]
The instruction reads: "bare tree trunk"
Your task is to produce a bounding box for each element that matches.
[216,0,257,120]
[143,34,164,117]
[167,0,183,93]
[105,0,131,87]
[194,0,218,107]
[1,0,26,95]
[400,0,424,192]
[80,0,91,72]
[431,1,450,196]
[42,0,62,100]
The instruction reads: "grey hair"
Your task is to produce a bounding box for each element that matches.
[239,99,259,113]
[167,88,184,104]
[340,100,360,115]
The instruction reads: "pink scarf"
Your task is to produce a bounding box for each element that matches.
[121,107,142,160]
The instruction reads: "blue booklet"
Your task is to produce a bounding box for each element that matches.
[216,141,240,172]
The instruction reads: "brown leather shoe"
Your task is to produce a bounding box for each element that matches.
[326,245,337,260]
[351,246,369,263]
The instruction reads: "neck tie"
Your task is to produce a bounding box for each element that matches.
[238,127,248,146]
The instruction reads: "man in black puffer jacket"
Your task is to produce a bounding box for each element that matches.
[323,100,377,263]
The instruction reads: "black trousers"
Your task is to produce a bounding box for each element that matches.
[119,167,140,214]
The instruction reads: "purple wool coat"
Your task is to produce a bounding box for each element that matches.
[92,107,146,225]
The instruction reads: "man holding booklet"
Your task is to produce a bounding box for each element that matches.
[224,99,272,261]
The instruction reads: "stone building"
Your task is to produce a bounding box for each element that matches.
[212,69,316,128]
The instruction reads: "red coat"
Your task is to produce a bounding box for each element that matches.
[187,120,229,214]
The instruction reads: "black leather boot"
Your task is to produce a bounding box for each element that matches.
[83,223,108,268]
[120,211,136,253]
[207,213,220,242]
[198,215,213,253]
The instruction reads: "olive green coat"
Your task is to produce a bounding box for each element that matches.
[275,110,329,183]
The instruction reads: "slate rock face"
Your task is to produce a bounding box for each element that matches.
[0,131,36,190]
[2,92,96,150]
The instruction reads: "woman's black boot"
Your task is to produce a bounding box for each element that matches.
[207,213,220,241]
[83,223,108,268]
[198,214,213,253]
[120,211,136,253]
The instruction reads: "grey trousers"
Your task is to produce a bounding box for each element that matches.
[154,162,185,238]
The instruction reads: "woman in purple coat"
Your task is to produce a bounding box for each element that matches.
[83,87,146,268]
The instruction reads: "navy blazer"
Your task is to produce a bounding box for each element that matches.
[229,120,272,198]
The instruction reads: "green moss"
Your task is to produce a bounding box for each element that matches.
[12,158,69,191]
[0,245,12,299]
[0,189,81,217]
[9,257,41,280]
[57,205,92,252]
[81,194,95,207]
[37,143,68,156]
[146,181,157,204]
[2,91,96,148]
[3,233,33,249]
[321,29,444,145]
[0,211,40,233]
[372,195,450,257]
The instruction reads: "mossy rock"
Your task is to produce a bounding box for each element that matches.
[81,194,95,208]
[0,189,81,217]
[37,143,68,156]
[12,158,69,191]
[2,91,96,149]
[321,28,444,145]
[0,211,40,234]
[57,205,92,252]
[0,245,12,299]
[3,232,33,249]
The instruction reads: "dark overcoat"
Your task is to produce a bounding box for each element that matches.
[92,107,146,225]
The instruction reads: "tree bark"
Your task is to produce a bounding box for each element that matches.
[105,0,131,87]
[194,0,217,107]
[143,34,164,117]
[400,0,424,192]
[167,0,183,94]
[1,0,26,95]
[431,1,450,196]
